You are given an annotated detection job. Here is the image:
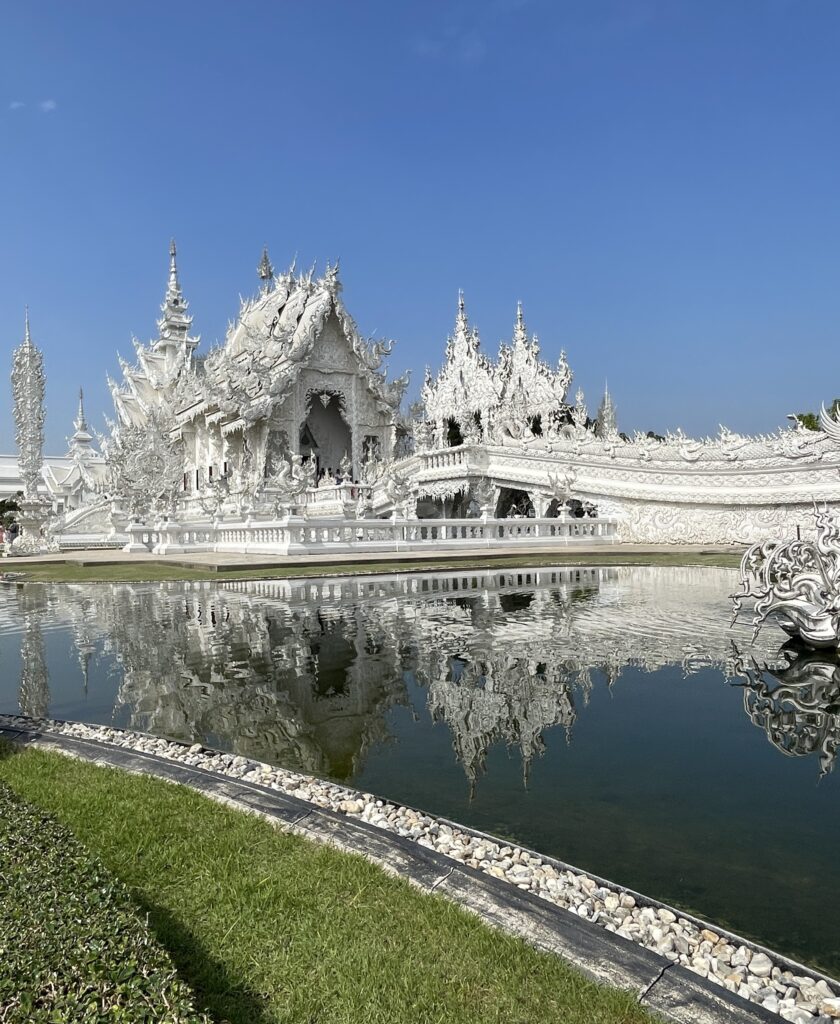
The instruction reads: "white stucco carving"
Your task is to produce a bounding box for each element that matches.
[28,241,840,551]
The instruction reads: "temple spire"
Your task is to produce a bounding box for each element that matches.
[257,245,274,290]
[23,305,32,347]
[595,380,618,438]
[156,238,198,366]
[514,301,527,345]
[456,289,468,333]
[69,386,95,457]
[166,239,182,306]
[74,387,88,432]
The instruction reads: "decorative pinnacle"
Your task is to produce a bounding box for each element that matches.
[514,300,527,344]
[257,245,274,283]
[23,305,32,346]
[75,387,88,431]
[455,289,469,334]
[167,238,181,302]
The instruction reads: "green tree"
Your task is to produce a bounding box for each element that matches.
[794,398,840,431]
[0,495,21,530]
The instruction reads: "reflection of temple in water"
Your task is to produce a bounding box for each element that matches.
[732,645,840,778]
[17,587,50,718]
[0,565,795,785]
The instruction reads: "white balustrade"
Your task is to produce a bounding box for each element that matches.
[122,513,616,556]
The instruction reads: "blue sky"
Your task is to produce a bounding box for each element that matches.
[1,1,839,450]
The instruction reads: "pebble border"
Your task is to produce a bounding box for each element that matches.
[2,714,837,1024]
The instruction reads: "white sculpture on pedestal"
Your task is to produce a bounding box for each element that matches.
[10,310,56,555]
[732,506,840,648]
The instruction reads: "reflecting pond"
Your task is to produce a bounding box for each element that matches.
[1,564,838,973]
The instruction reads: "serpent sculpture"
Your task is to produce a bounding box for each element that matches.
[732,505,840,649]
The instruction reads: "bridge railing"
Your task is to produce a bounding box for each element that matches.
[118,513,617,556]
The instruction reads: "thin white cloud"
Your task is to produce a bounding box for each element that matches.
[8,101,25,110]
[458,35,487,64]
[39,99,57,113]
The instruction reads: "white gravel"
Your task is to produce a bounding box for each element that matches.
[3,714,838,1022]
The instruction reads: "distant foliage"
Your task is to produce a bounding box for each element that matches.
[0,778,209,1023]
[0,497,20,530]
[795,399,840,432]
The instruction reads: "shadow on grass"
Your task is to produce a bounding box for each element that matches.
[136,897,274,1024]
[0,737,21,762]
[0,738,271,1023]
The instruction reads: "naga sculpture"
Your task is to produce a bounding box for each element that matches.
[730,642,840,777]
[732,506,840,648]
[264,453,310,515]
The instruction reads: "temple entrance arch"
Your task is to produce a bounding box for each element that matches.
[495,487,534,519]
[302,390,352,479]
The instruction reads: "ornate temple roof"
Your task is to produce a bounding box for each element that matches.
[108,245,408,434]
[422,295,577,440]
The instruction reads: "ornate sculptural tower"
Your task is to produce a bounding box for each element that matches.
[10,309,53,553]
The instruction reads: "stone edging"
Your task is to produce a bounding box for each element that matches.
[1,715,835,1024]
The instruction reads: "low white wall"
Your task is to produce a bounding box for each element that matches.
[118,514,617,556]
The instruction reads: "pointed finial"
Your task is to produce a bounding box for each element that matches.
[166,238,181,304]
[458,288,465,314]
[257,245,274,283]
[23,306,32,346]
[75,387,88,431]
[514,300,527,344]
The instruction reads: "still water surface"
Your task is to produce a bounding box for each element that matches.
[1,565,838,972]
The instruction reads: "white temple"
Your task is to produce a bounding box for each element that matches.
[14,242,840,552]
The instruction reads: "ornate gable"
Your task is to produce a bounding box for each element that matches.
[422,293,499,425]
[495,303,572,421]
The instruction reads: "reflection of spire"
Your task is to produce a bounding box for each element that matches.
[19,609,49,718]
[426,656,577,792]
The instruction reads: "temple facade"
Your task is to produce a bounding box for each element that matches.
[16,241,840,550]
[102,244,408,514]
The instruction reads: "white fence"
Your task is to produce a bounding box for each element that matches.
[121,514,617,556]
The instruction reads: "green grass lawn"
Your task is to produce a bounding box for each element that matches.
[0,778,208,1023]
[1,550,741,583]
[0,743,657,1024]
